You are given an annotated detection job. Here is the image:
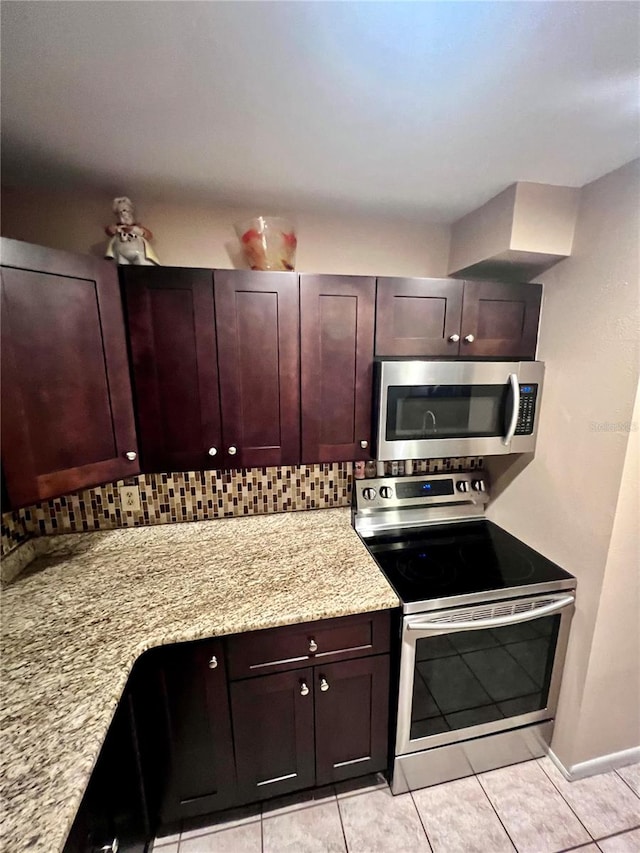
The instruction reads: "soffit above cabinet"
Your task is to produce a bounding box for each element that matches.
[448,183,581,281]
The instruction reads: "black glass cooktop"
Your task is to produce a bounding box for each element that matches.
[365,520,574,603]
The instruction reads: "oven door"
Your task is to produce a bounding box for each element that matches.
[395,592,575,757]
[375,360,544,460]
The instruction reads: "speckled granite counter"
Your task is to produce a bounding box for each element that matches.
[0,508,399,853]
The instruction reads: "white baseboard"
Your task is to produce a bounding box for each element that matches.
[548,745,640,781]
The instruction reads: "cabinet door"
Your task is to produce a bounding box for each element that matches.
[230,668,315,802]
[1,239,139,508]
[63,691,149,853]
[460,280,542,358]
[158,640,237,822]
[214,270,300,468]
[315,656,390,786]
[300,275,375,462]
[375,277,464,357]
[123,267,222,472]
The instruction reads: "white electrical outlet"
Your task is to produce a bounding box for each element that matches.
[119,485,141,513]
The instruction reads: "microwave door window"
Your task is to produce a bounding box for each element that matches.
[387,385,508,441]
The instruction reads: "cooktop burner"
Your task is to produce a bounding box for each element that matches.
[365,519,572,604]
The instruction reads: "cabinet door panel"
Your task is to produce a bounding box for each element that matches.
[460,280,542,358]
[123,268,221,472]
[300,275,375,462]
[230,668,315,802]
[158,640,237,821]
[375,278,464,356]
[1,239,139,507]
[315,656,390,786]
[214,271,300,468]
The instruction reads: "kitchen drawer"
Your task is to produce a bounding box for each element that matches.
[226,610,391,681]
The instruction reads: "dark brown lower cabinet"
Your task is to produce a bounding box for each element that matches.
[156,639,237,822]
[63,691,149,853]
[230,667,316,802]
[65,612,393,847]
[230,655,390,801]
[314,656,390,786]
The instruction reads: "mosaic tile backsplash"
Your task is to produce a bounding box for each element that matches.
[1,457,483,558]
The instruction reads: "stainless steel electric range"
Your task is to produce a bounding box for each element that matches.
[352,471,576,794]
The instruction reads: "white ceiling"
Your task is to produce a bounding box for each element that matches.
[1,1,639,222]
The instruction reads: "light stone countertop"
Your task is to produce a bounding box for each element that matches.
[0,507,399,853]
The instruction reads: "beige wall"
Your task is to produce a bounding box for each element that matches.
[574,379,639,762]
[486,158,640,768]
[0,186,451,278]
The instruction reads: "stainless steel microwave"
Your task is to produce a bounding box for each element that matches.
[374,360,545,460]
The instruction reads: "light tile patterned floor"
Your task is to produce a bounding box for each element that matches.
[152,759,640,853]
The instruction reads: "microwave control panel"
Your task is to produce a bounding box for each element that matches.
[515,384,538,435]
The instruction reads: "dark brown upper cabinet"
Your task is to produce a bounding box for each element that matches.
[375,277,465,357]
[375,277,541,359]
[124,268,299,472]
[122,267,221,473]
[214,270,300,468]
[1,238,139,508]
[300,275,375,463]
[459,280,542,358]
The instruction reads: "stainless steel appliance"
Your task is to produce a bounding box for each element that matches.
[374,360,545,460]
[353,471,576,794]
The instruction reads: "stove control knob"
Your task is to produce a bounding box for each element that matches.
[379,486,393,499]
[362,487,377,501]
[456,480,470,493]
[472,479,486,492]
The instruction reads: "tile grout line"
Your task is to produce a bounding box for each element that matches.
[474,771,522,853]
[334,792,350,853]
[593,823,640,844]
[614,767,640,801]
[536,758,598,843]
[408,789,434,851]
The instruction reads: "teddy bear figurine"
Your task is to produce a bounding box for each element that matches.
[105,197,159,265]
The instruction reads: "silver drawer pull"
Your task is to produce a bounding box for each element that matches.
[448,334,460,343]
[308,638,318,653]
[300,681,310,696]
[208,655,218,669]
[124,451,137,461]
[208,446,218,457]
[320,677,330,692]
[463,334,475,343]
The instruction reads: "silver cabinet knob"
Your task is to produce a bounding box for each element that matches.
[228,446,237,456]
[319,677,330,692]
[300,681,310,697]
[448,334,460,343]
[359,439,368,449]
[124,451,137,461]
[208,447,218,457]
[208,655,218,669]
[97,840,119,853]
[463,334,475,343]
[308,638,318,653]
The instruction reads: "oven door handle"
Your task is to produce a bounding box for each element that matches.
[407,595,575,632]
[503,373,520,446]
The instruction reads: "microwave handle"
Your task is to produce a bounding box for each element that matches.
[503,373,520,446]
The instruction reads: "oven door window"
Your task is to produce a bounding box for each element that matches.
[410,615,560,740]
[386,384,508,441]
